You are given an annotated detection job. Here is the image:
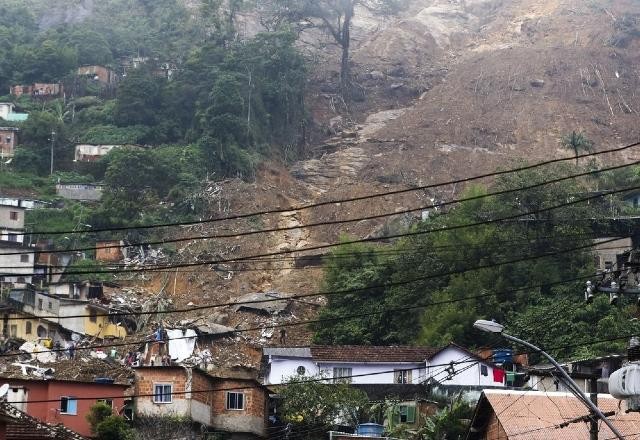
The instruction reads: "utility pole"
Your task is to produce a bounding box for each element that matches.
[49,130,56,176]
[589,376,598,440]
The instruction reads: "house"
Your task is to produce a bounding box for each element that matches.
[74,145,121,162]
[133,366,268,438]
[466,389,640,439]
[55,183,105,201]
[95,241,123,263]
[7,289,127,339]
[10,83,63,98]
[0,302,68,341]
[593,237,632,271]
[2,377,129,438]
[0,199,49,211]
[0,127,19,158]
[0,104,28,122]
[527,353,626,394]
[48,281,105,301]
[0,243,34,285]
[426,343,506,388]
[77,66,117,86]
[0,400,86,440]
[623,190,640,208]
[0,204,25,243]
[263,344,504,388]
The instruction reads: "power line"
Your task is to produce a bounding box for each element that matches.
[4,234,618,322]
[14,140,640,238]
[5,184,637,278]
[9,158,638,255]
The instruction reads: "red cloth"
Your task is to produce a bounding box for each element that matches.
[493,368,505,383]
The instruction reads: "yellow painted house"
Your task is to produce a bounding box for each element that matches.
[5,290,126,340]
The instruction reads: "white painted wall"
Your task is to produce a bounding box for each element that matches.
[427,347,503,387]
[265,356,425,385]
[266,358,319,384]
[0,205,25,230]
[136,398,190,418]
[0,248,33,283]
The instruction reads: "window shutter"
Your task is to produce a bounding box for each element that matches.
[406,405,416,424]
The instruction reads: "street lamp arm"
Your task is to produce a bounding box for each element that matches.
[502,332,624,440]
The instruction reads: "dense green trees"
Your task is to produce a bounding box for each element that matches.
[314,165,638,360]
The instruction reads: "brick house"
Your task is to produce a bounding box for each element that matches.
[133,366,268,439]
[0,127,18,158]
[95,241,123,263]
[77,66,117,86]
[466,389,640,439]
[2,378,129,438]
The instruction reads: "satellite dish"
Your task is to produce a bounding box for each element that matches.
[0,384,10,399]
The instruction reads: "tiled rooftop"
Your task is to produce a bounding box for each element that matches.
[311,345,437,363]
[479,389,640,439]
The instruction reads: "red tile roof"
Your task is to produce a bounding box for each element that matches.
[470,390,640,440]
[0,402,86,440]
[311,346,437,363]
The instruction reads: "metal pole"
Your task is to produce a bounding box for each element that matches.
[590,376,598,440]
[49,130,55,176]
[502,333,623,440]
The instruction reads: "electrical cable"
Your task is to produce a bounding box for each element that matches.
[4,184,637,278]
[14,140,640,238]
[8,158,639,256]
[4,234,616,322]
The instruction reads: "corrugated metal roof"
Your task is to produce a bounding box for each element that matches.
[483,389,640,439]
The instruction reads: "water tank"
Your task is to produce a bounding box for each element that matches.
[492,349,513,364]
[609,363,640,399]
[356,423,384,436]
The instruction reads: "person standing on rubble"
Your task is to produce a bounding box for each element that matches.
[68,341,76,359]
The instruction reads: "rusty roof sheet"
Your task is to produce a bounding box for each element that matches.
[311,346,437,363]
[482,389,640,440]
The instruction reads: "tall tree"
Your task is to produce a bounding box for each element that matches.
[268,0,401,94]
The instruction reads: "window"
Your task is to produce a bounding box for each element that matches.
[60,397,78,415]
[38,299,43,311]
[89,310,97,323]
[333,367,353,383]
[7,234,17,242]
[226,392,244,410]
[98,399,113,408]
[25,321,31,335]
[48,302,52,310]
[9,211,18,221]
[9,325,16,338]
[394,369,412,384]
[20,254,29,263]
[153,384,172,403]
[398,405,416,424]
[481,365,488,376]
[296,366,306,375]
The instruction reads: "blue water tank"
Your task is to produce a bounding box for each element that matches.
[492,348,513,364]
[357,423,384,436]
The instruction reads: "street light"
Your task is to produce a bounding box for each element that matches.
[473,319,624,440]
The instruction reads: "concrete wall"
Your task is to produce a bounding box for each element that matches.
[0,205,25,230]
[265,358,319,384]
[0,248,33,283]
[55,184,104,201]
[427,347,501,387]
[6,379,128,438]
[317,362,426,385]
[267,357,426,385]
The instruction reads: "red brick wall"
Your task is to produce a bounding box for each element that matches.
[484,412,508,439]
[211,379,265,419]
[134,368,187,405]
[191,370,214,406]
